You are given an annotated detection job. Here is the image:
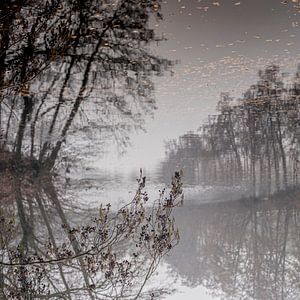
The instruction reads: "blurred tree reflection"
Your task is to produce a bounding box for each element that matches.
[168,194,300,300]
[0,0,174,169]
[0,1,182,298]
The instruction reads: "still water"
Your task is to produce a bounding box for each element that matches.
[68,162,300,300]
[2,0,300,299]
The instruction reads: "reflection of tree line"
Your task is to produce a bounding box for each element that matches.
[167,193,300,300]
[161,65,300,197]
[0,170,183,299]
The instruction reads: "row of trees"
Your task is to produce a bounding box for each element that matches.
[161,65,300,197]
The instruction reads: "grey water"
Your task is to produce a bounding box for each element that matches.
[2,1,300,299]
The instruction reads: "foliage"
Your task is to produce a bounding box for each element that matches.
[0,170,183,299]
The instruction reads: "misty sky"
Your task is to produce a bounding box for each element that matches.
[95,0,300,174]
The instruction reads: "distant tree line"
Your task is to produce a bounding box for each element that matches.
[161,65,300,197]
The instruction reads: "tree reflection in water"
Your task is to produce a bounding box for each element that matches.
[0,0,182,299]
[157,64,300,300]
[0,0,174,169]
[167,193,300,300]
